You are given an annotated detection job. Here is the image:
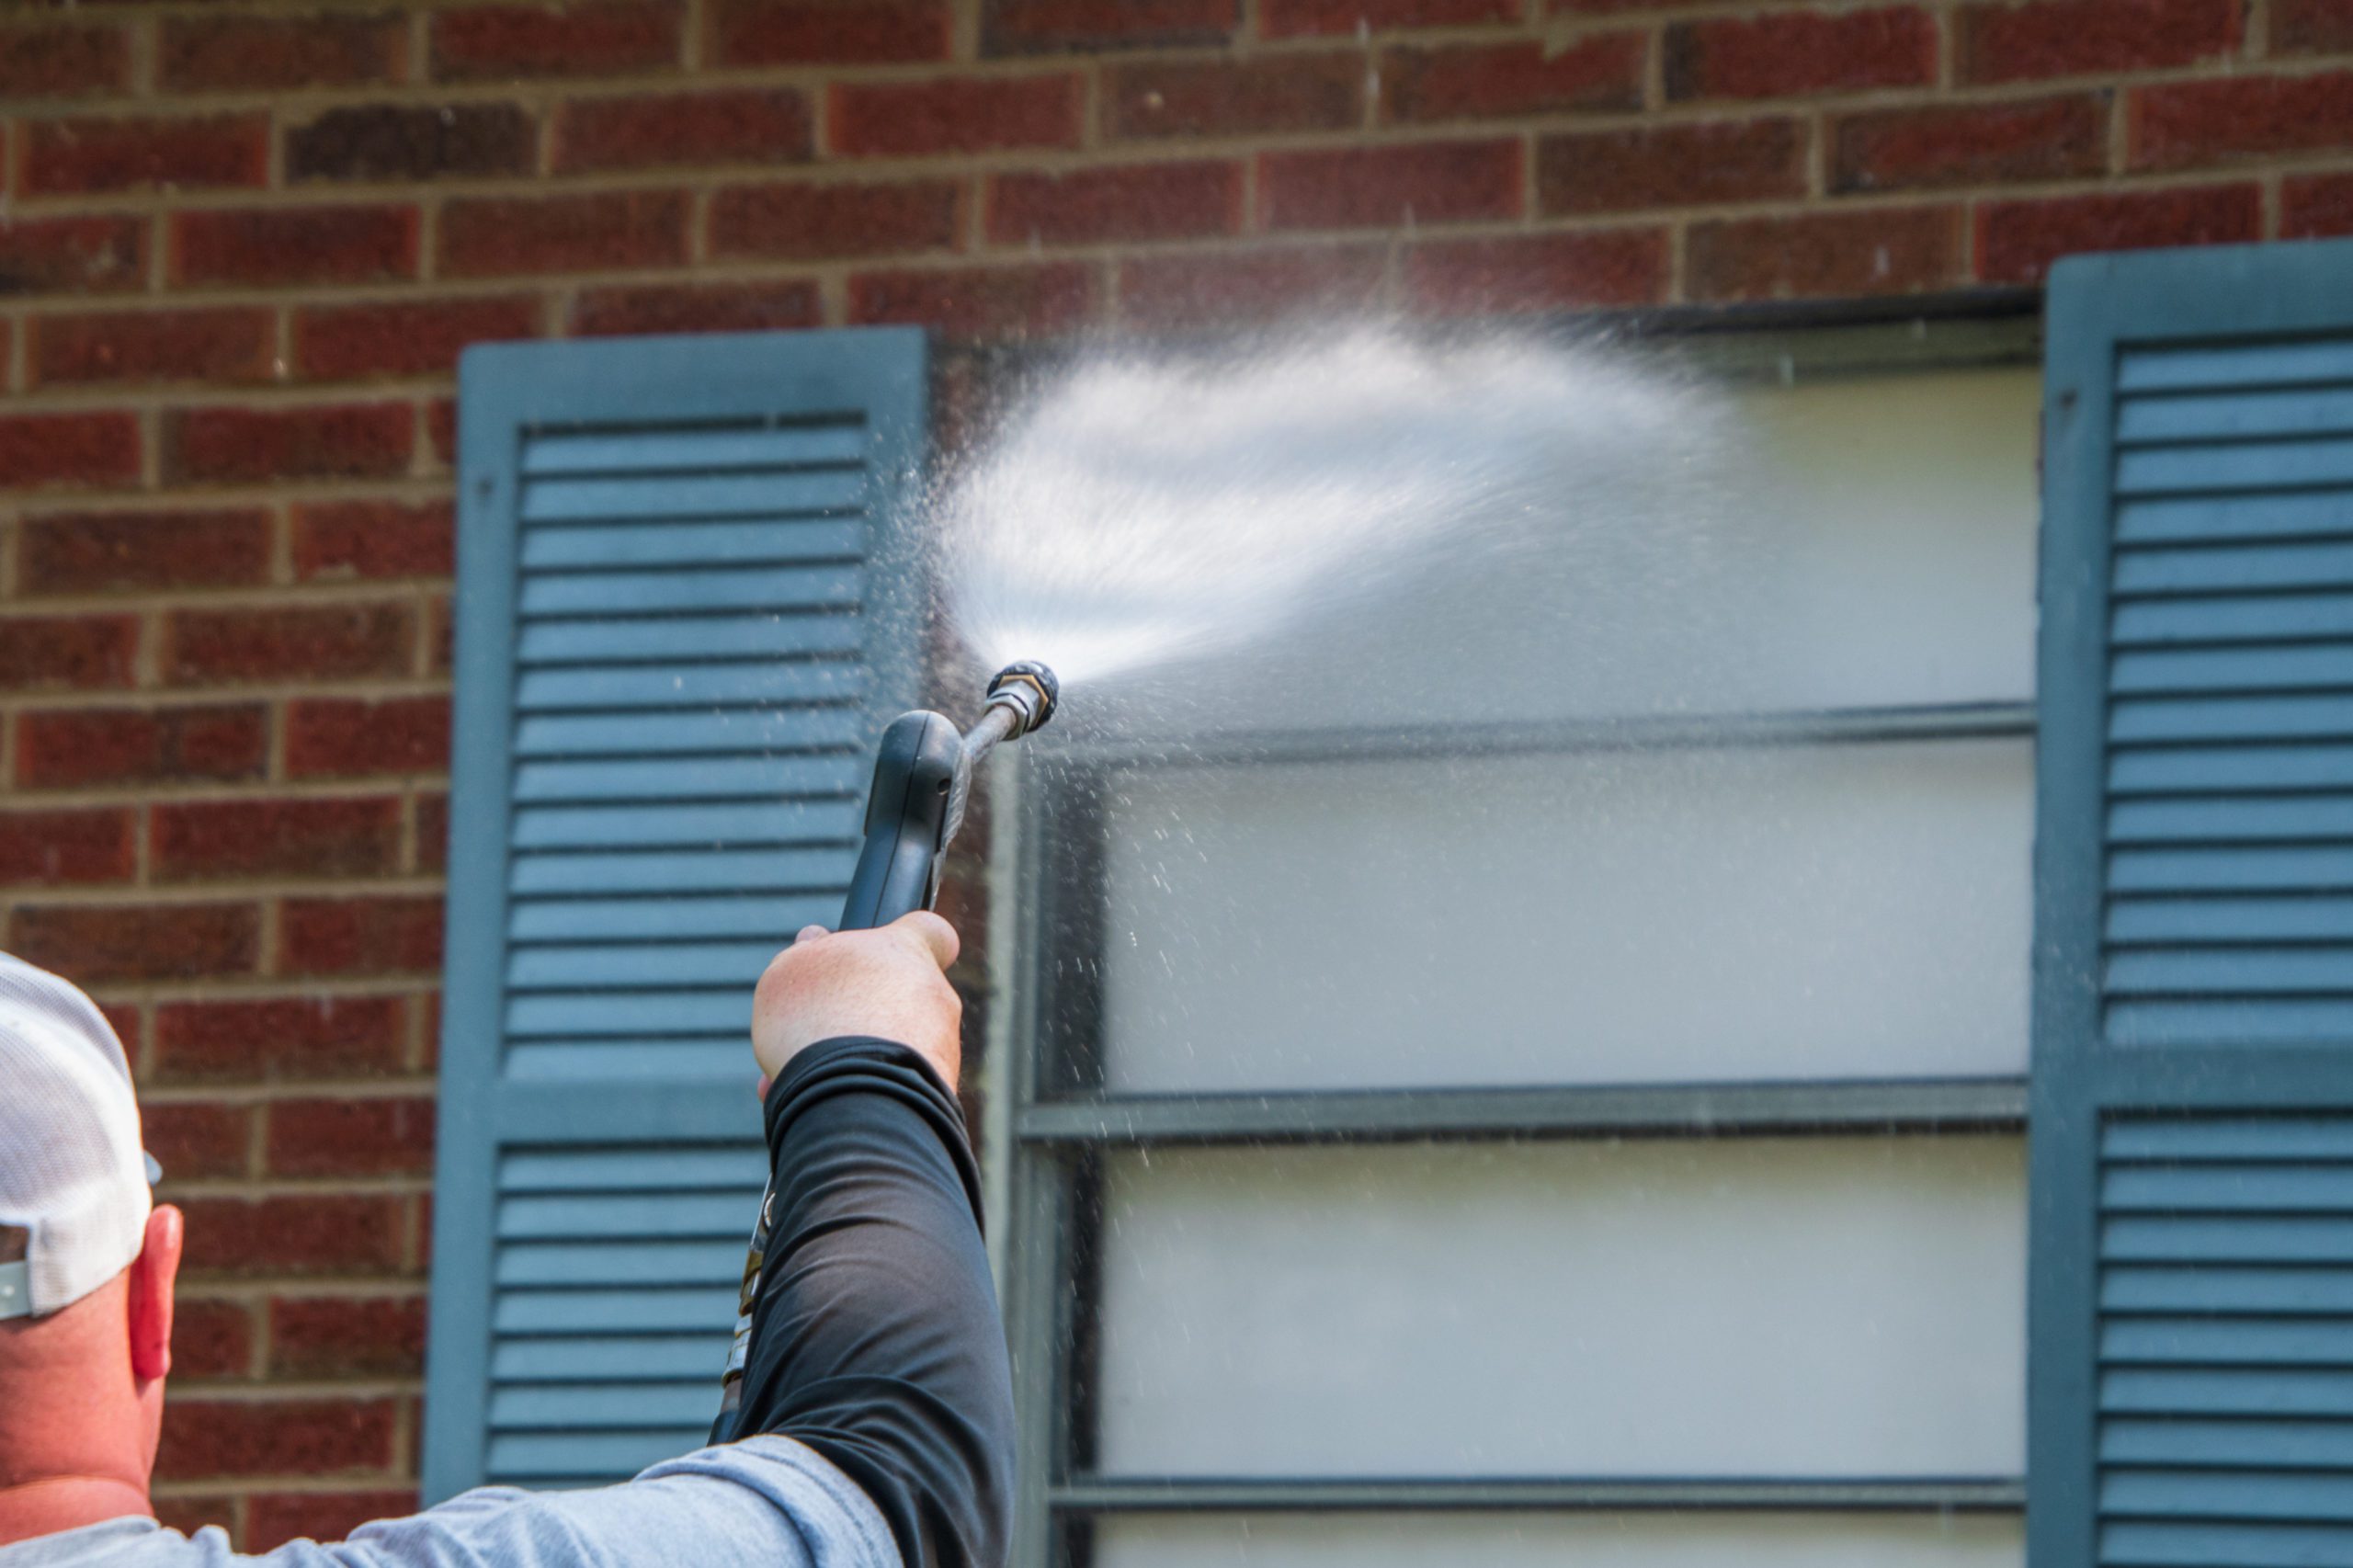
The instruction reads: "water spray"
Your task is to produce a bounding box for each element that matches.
[711,659,1060,1442]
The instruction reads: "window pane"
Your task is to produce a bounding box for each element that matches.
[1735,367,2040,710]
[1093,1511,2023,1568]
[1094,1138,2024,1477]
[1063,367,2038,741]
[1097,739,2029,1094]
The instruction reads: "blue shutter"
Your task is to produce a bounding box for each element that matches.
[2035,239,2353,1568]
[423,329,927,1500]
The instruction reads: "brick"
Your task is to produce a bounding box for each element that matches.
[0,24,131,98]
[167,405,414,487]
[278,895,446,977]
[432,1,683,79]
[287,103,537,183]
[268,1096,435,1178]
[2286,172,2353,237]
[415,795,449,872]
[154,797,404,883]
[295,296,540,381]
[0,616,139,690]
[248,1491,416,1551]
[1665,7,1936,100]
[1260,140,1521,230]
[1958,0,2240,82]
[712,0,952,62]
[832,74,1083,156]
[988,161,1242,245]
[1834,94,2109,193]
[269,1297,426,1380]
[1403,228,1669,313]
[160,13,406,93]
[20,115,267,197]
[2132,72,2353,170]
[286,697,451,778]
[292,500,455,582]
[710,178,963,261]
[157,1397,396,1478]
[153,995,407,1083]
[98,1003,143,1062]
[1539,119,1805,215]
[10,903,261,983]
[1978,182,2260,284]
[0,414,142,493]
[142,1102,251,1182]
[1381,37,1645,123]
[983,0,1235,53]
[19,507,272,595]
[16,705,267,790]
[0,808,135,886]
[1267,0,1518,34]
[0,216,147,296]
[554,88,811,175]
[173,206,419,290]
[1688,205,1963,301]
[1107,53,1363,139]
[247,1491,419,1551]
[31,309,273,389]
[2277,0,2353,52]
[849,263,1097,337]
[168,1299,256,1379]
[439,192,689,278]
[426,402,458,468]
[1117,245,1388,329]
[570,280,824,336]
[165,603,415,686]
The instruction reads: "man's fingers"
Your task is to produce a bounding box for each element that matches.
[891,910,961,971]
[794,925,830,944]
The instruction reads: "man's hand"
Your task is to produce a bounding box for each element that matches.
[752,912,962,1090]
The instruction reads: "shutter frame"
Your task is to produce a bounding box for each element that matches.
[425,328,928,1503]
[2034,239,2353,1568]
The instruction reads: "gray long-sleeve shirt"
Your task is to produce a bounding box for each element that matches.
[0,1436,894,1567]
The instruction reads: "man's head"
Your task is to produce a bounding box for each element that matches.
[0,953,181,1528]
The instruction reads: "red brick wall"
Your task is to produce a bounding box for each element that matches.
[3,0,2349,1549]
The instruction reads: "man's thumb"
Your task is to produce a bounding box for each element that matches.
[891,910,961,971]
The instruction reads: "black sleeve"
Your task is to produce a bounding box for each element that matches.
[733,1035,1017,1568]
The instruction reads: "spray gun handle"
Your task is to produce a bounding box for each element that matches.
[837,710,965,932]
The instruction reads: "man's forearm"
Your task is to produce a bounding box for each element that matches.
[732,1035,1016,1568]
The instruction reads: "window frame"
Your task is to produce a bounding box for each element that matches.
[986,311,2046,1567]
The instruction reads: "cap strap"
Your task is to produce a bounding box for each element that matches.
[0,1261,28,1322]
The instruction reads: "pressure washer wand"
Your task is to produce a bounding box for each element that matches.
[710,660,1059,1443]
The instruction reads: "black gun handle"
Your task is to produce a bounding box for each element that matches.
[710,708,970,1447]
[838,710,964,932]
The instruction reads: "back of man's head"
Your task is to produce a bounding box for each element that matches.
[0,953,182,1544]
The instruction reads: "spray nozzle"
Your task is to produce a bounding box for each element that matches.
[983,660,1059,739]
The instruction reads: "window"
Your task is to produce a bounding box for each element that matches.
[991,318,2043,1567]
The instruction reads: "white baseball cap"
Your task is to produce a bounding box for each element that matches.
[0,952,160,1322]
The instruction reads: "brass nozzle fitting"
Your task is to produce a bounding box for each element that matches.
[984,660,1059,738]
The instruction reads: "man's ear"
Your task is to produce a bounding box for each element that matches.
[128,1204,182,1384]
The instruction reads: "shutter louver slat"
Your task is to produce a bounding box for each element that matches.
[428,330,926,1502]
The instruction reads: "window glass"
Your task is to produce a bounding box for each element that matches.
[1093,1511,2023,1568]
[1734,367,2040,710]
[1094,1137,2025,1477]
[1062,367,2039,741]
[1097,739,2029,1094]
